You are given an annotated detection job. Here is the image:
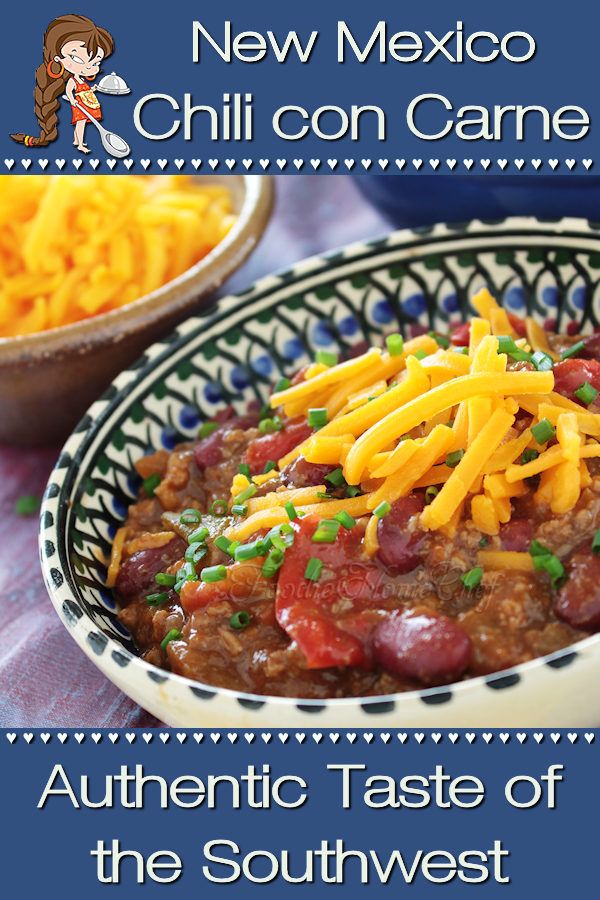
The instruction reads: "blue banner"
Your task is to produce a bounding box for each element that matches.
[1,0,599,172]
[2,729,597,896]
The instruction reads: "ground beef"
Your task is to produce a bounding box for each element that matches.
[113,334,600,697]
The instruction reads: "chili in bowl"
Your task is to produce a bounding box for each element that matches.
[108,288,600,700]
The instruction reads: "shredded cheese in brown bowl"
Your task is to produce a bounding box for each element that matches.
[0,175,237,336]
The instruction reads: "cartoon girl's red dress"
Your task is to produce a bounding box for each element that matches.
[70,80,102,124]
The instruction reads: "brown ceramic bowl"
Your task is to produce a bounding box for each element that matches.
[0,174,273,446]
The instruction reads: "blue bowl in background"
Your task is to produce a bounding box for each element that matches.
[357,175,600,228]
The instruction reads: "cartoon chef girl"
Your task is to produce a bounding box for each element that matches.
[11,14,113,153]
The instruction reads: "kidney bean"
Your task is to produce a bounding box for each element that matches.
[372,609,472,685]
[555,540,600,630]
[376,493,426,574]
[580,331,600,361]
[500,518,534,552]
[194,413,259,471]
[280,457,335,488]
[194,430,225,470]
[116,537,186,599]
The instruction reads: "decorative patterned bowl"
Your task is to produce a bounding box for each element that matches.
[40,216,600,727]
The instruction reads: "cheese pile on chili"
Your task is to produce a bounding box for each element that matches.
[223,288,600,571]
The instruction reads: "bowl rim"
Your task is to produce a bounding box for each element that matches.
[0,174,273,362]
[39,213,600,712]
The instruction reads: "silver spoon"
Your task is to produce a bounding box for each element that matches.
[62,94,130,158]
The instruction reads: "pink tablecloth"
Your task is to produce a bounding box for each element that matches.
[0,176,387,727]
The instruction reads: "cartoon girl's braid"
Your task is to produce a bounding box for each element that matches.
[11,62,66,147]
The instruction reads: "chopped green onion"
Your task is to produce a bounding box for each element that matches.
[496,335,533,362]
[531,418,556,444]
[268,534,287,552]
[215,535,234,554]
[234,539,267,562]
[160,628,181,650]
[386,333,404,356]
[228,541,240,557]
[373,501,391,518]
[325,467,346,487]
[346,485,362,498]
[315,350,338,367]
[592,530,600,554]
[312,519,341,544]
[209,499,229,516]
[229,610,251,630]
[146,592,169,607]
[231,504,247,517]
[14,494,40,516]
[521,449,540,465]
[261,548,285,578]
[542,554,566,585]
[274,376,291,393]
[175,561,197,587]
[454,346,469,356]
[446,449,465,468]
[258,416,283,434]
[304,557,323,582]
[512,348,533,362]
[266,523,295,549]
[334,511,356,530]
[560,340,585,361]
[478,536,489,548]
[188,525,209,544]
[497,335,518,354]
[185,543,208,564]
[179,507,202,526]
[528,540,565,586]
[199,421,220,439]
[529,539,550,558]
[429,330,450,349]
[461,566,483,591]
[142,473,161,497]
[200,565,227,583]
[413,348,427,360]
[531,350,554,372]
[263,460,277,473]
[155,572,177,587]
[285,501,298,520]
[425,485,439,505]
[238,463,251,478]
[574,381,599,406]
[308,408,328,429]
[235,483,258,504]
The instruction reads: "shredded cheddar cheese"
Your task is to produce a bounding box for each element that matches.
[215,291,600,587]
[477,550,534,572]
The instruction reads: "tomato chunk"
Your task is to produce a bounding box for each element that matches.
[244,420,313,474]
[508,313,527,338]
[275,516,391,669]
[180,559,270,613]
[450,322,470,347]
[553,358,600,405]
